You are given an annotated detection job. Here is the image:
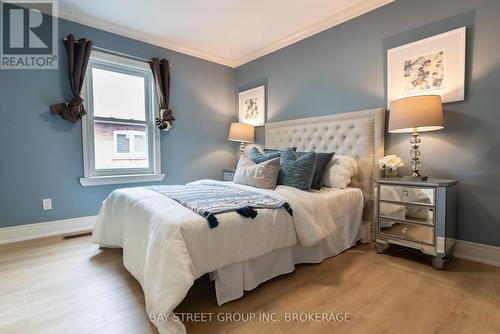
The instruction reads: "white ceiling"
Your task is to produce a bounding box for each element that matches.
[59,0,393,67]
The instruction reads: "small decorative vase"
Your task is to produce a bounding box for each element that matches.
[385,166,398,178]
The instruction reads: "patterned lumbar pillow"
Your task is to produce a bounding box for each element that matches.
[248,147,282,164]
[233,156,280,189]
[296,152,335,190]
[278,148,317,191]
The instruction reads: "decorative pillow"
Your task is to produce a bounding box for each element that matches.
[322,155,358,189]
[248,147,281,164]
[278,148,317,191]
[297,152,334,190]
[233,156,280,189]
[264,147,297,153]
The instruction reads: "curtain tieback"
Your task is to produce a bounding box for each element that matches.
[156,108,175,131]
[67,95,84,107]
[50,95,86,123]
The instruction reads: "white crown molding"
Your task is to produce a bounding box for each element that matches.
[0,216,97,245]
[233,0,394,67]
[453,240,500,268]
[57,0,394,68]
[57,8,238,67]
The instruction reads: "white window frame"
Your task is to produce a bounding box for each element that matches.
[79,51,164,186]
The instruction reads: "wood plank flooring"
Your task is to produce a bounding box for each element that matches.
[1,235,499,334]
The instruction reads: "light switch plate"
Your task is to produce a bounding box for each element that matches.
[43,198,52,210]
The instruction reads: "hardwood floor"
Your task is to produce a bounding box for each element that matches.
[1,236,499,334]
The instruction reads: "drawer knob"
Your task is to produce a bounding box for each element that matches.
[401,226,408,234]
[402,190,409,197]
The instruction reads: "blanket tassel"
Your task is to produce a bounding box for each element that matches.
[207,213,219,228]
[283,203,293,216]
[236,206,258,219]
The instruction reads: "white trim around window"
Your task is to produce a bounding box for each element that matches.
[80,51,164,186]
[79,173,165,187]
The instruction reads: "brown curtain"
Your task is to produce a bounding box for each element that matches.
[50,34,93,122]
[149,58,175,130]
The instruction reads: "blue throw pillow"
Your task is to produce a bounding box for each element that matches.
[278,148,317,191]
[296,152,335,190]
[248,147,281,164]
[264,147,297,153]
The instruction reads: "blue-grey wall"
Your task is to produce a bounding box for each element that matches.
[236,0,500,247]
[0,18,237,228]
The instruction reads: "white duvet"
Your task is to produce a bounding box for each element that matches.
[91,179,363,333]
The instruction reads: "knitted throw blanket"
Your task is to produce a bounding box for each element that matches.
[146,184,293,228]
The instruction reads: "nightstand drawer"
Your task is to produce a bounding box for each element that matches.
[223,170,235,181]
[379,184,435,206]
[379,219,434,245]
[379,202,434,226]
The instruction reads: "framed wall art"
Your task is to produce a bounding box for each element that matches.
[239,86,265,126]
[387,27,466,108]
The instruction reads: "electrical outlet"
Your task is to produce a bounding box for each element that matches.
[42,198,52,210]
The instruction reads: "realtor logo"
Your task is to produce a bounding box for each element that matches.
[1,0,58,69]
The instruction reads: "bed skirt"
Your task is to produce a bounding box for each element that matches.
[210,219,371,305]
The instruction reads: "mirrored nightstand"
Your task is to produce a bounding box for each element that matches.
[223,168,235,181]
[374,178,458,269]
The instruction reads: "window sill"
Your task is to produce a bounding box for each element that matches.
[79,173,165,187]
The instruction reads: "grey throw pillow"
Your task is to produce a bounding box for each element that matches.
[248,147,281,164]
[278,148,317,191]
[233,156,280,189]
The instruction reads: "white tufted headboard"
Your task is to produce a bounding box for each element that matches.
[265,108,385,221]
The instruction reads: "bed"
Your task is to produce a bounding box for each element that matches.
[91,107,385,334]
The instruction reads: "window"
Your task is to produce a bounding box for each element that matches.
[80,51,164,186]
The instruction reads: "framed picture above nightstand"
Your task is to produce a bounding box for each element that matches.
[374,178,457,269]
[387,27,466,107]
[238,86,265,126]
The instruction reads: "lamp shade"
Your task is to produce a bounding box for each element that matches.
[228,122,254,143]
[389,95,444,133]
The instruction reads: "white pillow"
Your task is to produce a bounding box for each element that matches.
[322,155,358,189]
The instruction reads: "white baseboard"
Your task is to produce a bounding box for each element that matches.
[453,240,500,267]
[0,216,97,245]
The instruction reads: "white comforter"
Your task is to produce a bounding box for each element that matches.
[91,179,363,334]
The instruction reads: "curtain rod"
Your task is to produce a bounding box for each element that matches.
[63,38,172,67]
[92,46,152,64]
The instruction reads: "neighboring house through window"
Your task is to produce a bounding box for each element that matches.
[80,51,164,186]
[113,130,147,160]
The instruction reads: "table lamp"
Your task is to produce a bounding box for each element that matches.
[389,95,443,177]
[228,122,255,155]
